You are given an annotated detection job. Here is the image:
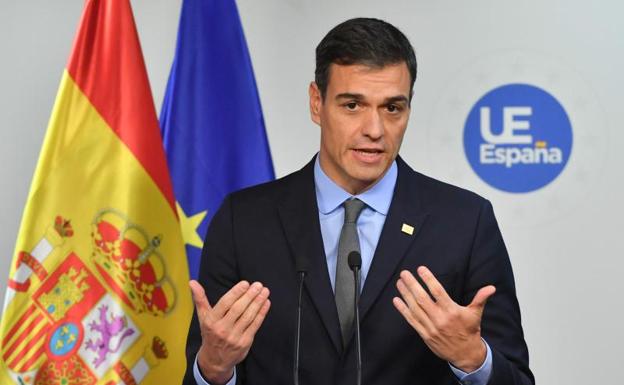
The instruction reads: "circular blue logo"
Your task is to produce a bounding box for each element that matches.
[463,84,573,193]
[48,321,82,358]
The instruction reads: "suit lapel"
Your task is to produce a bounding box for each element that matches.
[276,158,343,354]
[359,157,429,321]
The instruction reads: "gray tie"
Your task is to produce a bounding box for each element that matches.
[335,198,366,346]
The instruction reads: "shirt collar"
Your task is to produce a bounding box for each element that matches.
[314,154,397,216]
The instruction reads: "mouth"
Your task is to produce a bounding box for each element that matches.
[352,148,384,163]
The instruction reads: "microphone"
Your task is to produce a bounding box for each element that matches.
[348,251,362,385]
[293,256,308,385]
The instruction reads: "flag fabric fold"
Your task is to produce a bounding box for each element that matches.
[160,0,275,279]
[0,1,192,384]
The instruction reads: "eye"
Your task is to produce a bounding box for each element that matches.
[345,102,358,111]
[386,104,401,113]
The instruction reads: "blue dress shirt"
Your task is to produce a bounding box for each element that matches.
[315,156,397,293]
[194,156,492,385]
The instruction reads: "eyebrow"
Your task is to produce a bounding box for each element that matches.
[335,93,409,104]
[335,93,365,101]
[384,95,409,105]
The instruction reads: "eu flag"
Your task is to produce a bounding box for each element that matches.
[160,0,274,279]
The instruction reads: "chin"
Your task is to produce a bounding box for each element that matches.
[350,169,384,188]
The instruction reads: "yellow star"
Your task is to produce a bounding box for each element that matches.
[176,202,208,249]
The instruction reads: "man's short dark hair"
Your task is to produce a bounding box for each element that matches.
[315,18,417,101]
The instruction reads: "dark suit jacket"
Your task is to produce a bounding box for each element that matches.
[183,156,534,385]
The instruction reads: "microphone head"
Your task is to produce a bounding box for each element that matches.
[295,256,309,274]
[348,251,362,271]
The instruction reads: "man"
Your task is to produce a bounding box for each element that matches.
[184,18,534,385]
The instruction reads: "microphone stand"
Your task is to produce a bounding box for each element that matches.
[293,261,307,385]
[348,251,362,385]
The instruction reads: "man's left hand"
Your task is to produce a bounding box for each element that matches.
[392,266,496,373]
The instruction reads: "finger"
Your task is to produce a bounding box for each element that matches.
[416,266,453,308]
[213,281,250,319]
[189,280,213,316]
[232,287,270,336]
[399,270,437,315]
[392,297,429,339]
[241,299,271,342]
[222,282,264,326]
[396,279,436,332]
[212,280,251,318]
[468,285,496,312]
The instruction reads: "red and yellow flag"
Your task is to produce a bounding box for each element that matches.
[0,1,192,384]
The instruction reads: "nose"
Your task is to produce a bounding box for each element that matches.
[362,109,384,140]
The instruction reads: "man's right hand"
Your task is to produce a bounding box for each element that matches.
[189,280,271,385]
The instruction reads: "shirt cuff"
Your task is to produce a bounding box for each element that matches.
[193,354,236,385]
[448,339,493,385]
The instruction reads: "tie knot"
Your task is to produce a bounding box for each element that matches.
[343,198,366,224]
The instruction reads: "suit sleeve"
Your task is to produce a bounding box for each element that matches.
[182,195,247,385]
[462,199,535,385]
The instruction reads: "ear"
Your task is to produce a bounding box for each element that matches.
[309,81,322,126]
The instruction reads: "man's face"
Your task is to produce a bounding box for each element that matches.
[309,62,411,194]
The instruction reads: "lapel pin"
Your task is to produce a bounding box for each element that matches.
[401,223,414,235]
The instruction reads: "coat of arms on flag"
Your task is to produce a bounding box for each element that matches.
[3,213,178,385]
[0,1,192,384]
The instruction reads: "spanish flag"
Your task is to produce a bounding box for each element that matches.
[0,1,192,384]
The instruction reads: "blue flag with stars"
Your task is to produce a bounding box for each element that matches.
[160,0,274,279]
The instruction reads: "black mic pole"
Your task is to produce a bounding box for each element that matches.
[348,251,362,385]
[293,257,308,385]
